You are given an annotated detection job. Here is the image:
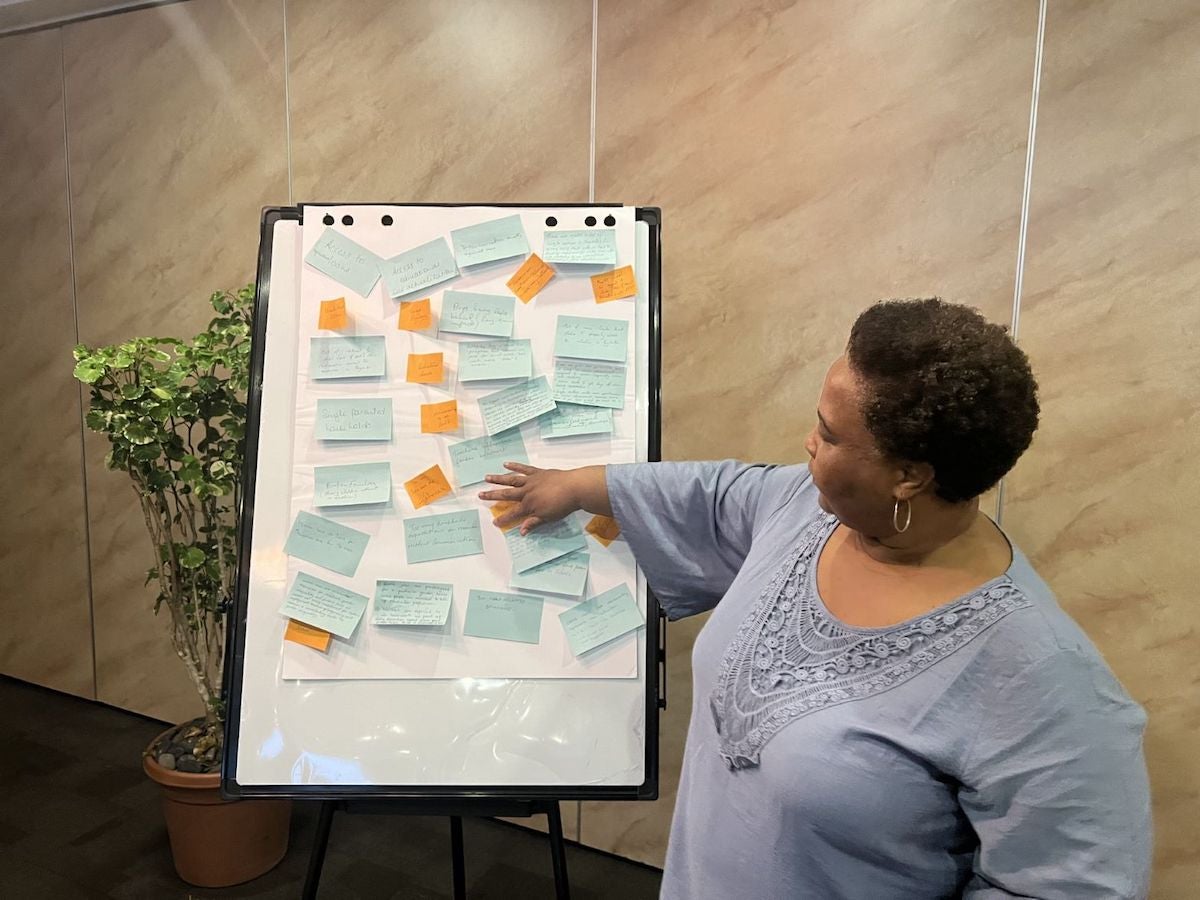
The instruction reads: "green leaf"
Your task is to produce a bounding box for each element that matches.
[179,455,202,483]
[131,442,162,462]
[150,386,172,400]
[139,400,170,424]
[73,360,105,384]
[206,481,232,498]
[123,419,158,445]
[120,382,145,400]
[147,468,174,491]
[199,397,228,418]
[179,547,206,569]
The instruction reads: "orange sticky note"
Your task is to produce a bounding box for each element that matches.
[318,297,348,329]
[404,464,453,509]
[406,352,445,384]
[590,266,636,303]
[399,298,432,330]
[488,501,521,532]
[506,254,555,303]
[586,514,621,547]
[284,619,332,652]
[420,399,459,434]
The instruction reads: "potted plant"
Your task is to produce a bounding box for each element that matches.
[73,285,290,887]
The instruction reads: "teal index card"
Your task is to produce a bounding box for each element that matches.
[314,461,391,507]
[504,516,587,574]
[447,429,529,488]
[510,550,589,597]
[541,229,618,265]
[304,227,382,297]
[538,403,614,440]
[310,335,387,380]
[464,590,543,644]
[315,398,393,441]
[552,359,627,409]
[458,339,532,382]
[373,580,453,626]
[477,375,557,436]
[554,315,629,363]
[403,509,484,563]
[558,583,643,656]
[283,510,370,577]
[450,214,530,267]
[440,291,515,337]
[382,236,459,299]
[280,571,368,640]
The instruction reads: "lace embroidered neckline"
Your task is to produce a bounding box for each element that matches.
[710,514,1032,769]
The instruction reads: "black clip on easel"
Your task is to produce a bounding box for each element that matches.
[302,797,570,900]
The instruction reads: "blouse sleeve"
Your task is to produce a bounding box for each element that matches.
[605,460,807,619]
[959,649,1152,899]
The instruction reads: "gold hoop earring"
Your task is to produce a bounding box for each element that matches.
[892,499,912,534]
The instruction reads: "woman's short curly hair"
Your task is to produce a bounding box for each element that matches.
[845,298,1039,503]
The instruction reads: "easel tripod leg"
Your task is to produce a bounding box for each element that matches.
[546,803,571,900]
[450,815,466,900]
[302,800,337,900]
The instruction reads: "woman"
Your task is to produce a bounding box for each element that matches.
[482,298,1152,899]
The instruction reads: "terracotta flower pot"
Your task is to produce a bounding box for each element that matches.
[143,727,292,887]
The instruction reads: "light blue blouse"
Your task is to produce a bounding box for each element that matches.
[607,460,1151,899]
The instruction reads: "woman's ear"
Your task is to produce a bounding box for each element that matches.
[895,460,936,501]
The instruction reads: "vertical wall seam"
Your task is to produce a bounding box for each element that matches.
[1011,0,1047,345]
[282,0,294,205]
[996,0,1048,527]
[61,25,98,700]
[588,0,598,203]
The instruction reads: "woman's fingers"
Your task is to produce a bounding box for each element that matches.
[493,506,527,529]
[483,473,525,486]
[518,515,544,535]
[503,461,537,474]
[478,487,525,502]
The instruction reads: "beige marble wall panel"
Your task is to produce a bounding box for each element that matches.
[65,0,289,721]
[1002,3,1200,896]
[583,0,1039,866]
[286,0,591,202]
[0,29,94,698]
[286,0,591,839]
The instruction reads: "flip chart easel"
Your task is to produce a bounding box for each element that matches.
[222,203,664,897]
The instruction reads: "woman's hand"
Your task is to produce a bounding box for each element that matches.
[478,462,610,535]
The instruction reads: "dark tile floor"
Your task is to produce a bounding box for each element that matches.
[0,676,662,899]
